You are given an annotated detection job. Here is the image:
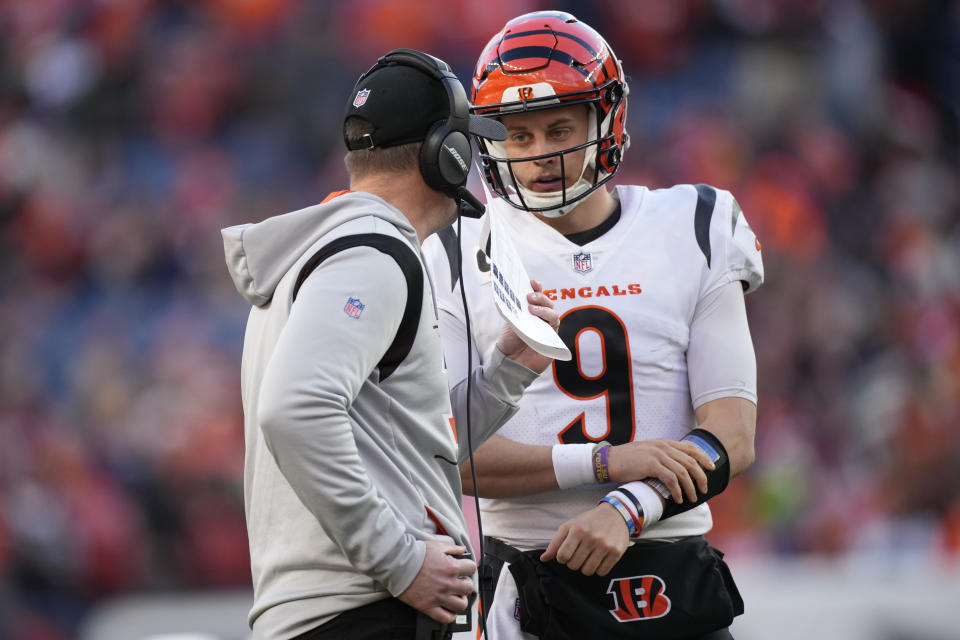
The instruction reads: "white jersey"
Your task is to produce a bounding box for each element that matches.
[424,184,764,548]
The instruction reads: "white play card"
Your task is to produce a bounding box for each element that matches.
[477,178,572,361]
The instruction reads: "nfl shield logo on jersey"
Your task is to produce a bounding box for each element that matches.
[344,297,365,318]
[353,88,371,107]
[572,251,593,273]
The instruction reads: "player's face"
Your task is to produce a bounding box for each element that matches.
[499,105,591,193]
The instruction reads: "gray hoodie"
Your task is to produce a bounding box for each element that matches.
[222,191,536,639]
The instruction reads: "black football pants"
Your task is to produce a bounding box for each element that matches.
[292,597,453,640]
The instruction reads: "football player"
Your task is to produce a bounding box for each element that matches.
[425,11,763,640]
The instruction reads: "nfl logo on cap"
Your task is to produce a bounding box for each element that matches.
[353,88,371,108]
[572,251,593,273]
[344,297,365,318]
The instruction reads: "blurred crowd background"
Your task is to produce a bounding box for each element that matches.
[0,0,958,638]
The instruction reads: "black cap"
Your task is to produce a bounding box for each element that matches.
[343,64,507,150]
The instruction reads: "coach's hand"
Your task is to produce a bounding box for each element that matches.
[399,540,476,624]
[497,279,560,373]
[608,438,715,503]
[540,504,630,576]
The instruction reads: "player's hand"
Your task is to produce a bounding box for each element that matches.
[540,503,630,576]
[608,439,715,503]
[497,279,559,374]
[398,541,476,624]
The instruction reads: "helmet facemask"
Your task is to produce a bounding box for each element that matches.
[476,85,626,217]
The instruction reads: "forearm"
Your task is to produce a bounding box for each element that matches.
[695,398,756,478]
[449,347,538,465]
[460,434,557,497]
[611,397,757,531]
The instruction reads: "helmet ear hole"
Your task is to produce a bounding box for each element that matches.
[604,82,623,108]
[604,146,621,172]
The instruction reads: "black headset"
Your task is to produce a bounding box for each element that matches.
[361,48,474,199]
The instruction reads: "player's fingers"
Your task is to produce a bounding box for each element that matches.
[664,456,698,503]
[563,540,591,572]
[530,279,543,292]
[596,550,622,577]
[667,448,709,495]
[540,529,565,562]
[683,453,709,495]
[677,440,715,470]
[554,531,583,566]
[578,548,608,576]
[653,454,689,503]
[651,459,684,503]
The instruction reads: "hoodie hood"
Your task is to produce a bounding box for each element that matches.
[221,191,419,306]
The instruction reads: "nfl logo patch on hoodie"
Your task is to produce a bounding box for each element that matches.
[344,297,365,318]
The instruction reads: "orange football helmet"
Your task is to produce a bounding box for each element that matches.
[471,11,629,216]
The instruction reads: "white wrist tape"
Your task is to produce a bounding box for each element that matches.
[619,481,664,526]
[552,443,595,489]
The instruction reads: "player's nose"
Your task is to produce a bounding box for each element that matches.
[530,137,557,164]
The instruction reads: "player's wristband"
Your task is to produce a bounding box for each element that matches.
[601,489,646,540]
[592,440,611,483]
[552,443,595,489]
[615,481,664,527]
[599,495,643,539]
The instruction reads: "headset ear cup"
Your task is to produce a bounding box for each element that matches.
[438,131,471,186]
[418,120,446,194]
[419,122,471,197]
